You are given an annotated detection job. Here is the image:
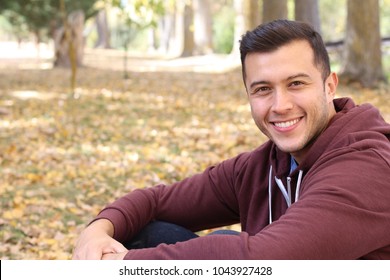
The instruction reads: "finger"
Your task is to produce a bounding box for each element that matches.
[102,241,127,255]
[102,251,128,260]
[85,250,104,260]
[101,253,114,260]
[112,242,128,253]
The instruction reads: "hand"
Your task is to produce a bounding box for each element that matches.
[102,251,128,260]
[72,219,128,260]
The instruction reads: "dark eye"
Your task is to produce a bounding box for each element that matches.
[290,81,304,87]
[251,86,272,96]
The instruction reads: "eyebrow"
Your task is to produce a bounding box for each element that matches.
[287,73,311,81]
[249,73,311,89]
[249,80,269,90]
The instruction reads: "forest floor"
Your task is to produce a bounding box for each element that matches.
[0,42,389,259]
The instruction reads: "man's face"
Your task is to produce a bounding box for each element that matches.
[244,40,338,163]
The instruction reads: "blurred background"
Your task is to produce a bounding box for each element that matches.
[0,0,389,260]
[1,0,389,85]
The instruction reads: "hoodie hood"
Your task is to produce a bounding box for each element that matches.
[270,97,390,177]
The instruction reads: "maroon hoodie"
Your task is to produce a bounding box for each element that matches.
[94,98,390,259]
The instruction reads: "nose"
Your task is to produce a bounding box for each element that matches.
[271,89,293,114]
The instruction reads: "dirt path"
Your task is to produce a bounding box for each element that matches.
[0,41,240,73]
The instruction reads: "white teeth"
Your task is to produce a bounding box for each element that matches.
[274,118,300,128]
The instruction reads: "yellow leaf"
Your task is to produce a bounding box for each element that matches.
[3,208,25,219]
[26,173,42,183]
[44,238,58,246]
[13,191,25,207]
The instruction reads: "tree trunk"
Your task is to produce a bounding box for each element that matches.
[231,0,247,56]
[246,0,260,30]
[193,0,213,55]
[339,0,385,88]
[262,0,288,23]
[181,1,195,57]
[231,0,260,56]
[174,1,184,56]
[54,10,85,68]
[294,0,321,33]
[94,9,110,48]
[159,11,175,53]
[147,28,157,52]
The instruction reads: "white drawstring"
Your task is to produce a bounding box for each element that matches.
[275,177,292,207]
[268,165,273,224]
[268,167,304,224]
[287,177,292,206]
[295,170,304,202]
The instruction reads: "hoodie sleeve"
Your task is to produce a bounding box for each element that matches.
[93,134,390,260]
[93,152,250,244]
[121,147,390,260]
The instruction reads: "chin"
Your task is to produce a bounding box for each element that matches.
[275,142,303,154]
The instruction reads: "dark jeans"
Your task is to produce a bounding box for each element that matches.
[125,221,239,249]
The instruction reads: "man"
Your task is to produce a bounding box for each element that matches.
[73,20,390,259]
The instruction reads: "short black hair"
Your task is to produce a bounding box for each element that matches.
[239,19,330,82]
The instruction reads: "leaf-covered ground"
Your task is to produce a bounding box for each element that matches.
[1,48,389,259]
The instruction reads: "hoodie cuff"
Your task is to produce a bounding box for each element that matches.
[91,208,129,242]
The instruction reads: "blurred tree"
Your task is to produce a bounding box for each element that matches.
[0,0,98,43]
[0,0,98,95]
[158,0,176,53]
[110,0,164,28]
[245,0,260,30]
[212,4,235,54]
[340,0,385,87]
[262,0,288,23]
[231,0,248,55]
[319,0,346,42]
[295,0,321,33]
[230,0,260,56]
[109,0,164,76]
[0,10,30,45]
[180,0,195,57]
[193,0,213,54]
[94,9,111,48]
[54,7,85,68]
[0,0,53,44]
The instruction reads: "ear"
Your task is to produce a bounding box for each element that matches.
[325,72,338,101]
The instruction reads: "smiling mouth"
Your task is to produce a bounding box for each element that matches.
[273,118,301,128]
